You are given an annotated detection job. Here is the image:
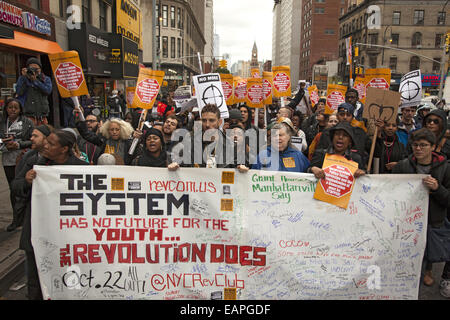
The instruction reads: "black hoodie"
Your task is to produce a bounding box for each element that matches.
[422,109,450,159]
[393,152,450,227]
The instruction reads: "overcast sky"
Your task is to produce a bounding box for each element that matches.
[213,0,273,66]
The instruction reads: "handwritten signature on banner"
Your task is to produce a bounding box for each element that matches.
[31,167,428,300]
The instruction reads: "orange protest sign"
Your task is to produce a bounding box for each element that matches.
[353,75,366,104]
[313,154,359,209]
[262,72,273,105]
[365,68,391,91]
[49,51,89,98]
[308,85,320,107]
[272,66,291,98]
[220,73,234,105]
[131,68,165,109]
[246,77,264,108]
[234,77,247,104]
[325,84,347,114]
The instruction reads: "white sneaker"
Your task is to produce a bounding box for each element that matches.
[439,279,450,298]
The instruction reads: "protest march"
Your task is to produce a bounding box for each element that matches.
[0,0,449,304]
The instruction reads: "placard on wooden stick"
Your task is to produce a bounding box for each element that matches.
[362,87,400,124]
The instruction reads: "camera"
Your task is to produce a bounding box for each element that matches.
[27,67,38,76]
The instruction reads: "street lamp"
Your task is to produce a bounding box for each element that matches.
[381,25,392,67]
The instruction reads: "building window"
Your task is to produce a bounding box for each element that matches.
[435,34,443,48]
[438,12,446,25]
[99,0,107,31]
[177,38,181,58]
[409,56,420,71]
[170,6,176,28]
[325,29,335,35]
[82,0,91,24]
[162,36,168,58]
[369,55,377,68]
[316,0,325,2]
[411,32,422,46]
[171,37,175,58]
[392,11,401,25]
[60,0,73,18]
[177,8,182,29]
[162,5,168,27]
[432,58,441,73]
[389,56,397,71]
[390,33,399,45]
[314,7,325,14]
[29,0,41,10]
[369,33,378,45]
[413,10,424,25]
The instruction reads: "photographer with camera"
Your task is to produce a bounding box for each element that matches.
[15,57,53,126]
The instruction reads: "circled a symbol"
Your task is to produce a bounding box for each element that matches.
[202,84,224,108]
[400,81,420,101]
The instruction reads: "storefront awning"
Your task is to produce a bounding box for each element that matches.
[0,31,63,54]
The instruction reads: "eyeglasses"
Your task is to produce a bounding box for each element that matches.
[338,111,352,116]
[411,143,431,149]
[426,118,440,125]
[86,120,97,123]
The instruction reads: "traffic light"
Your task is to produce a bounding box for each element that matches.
[219,59,227,68]
[354,46,359,57]
[444,32,450,54]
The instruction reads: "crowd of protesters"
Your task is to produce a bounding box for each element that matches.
[0,58,449,299]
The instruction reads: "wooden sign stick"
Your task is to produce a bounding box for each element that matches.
[367,126,378,173]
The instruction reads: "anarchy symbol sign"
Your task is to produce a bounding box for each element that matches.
[400,80,420,102]
[201,84,224,108]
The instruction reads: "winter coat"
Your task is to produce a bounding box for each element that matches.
[308,146,365,171]
[392,153,450,228]
[252,145,310,172]
[12,150,87,251]
[374,134,408,173]
[15,74,52,118]
[76,120,134,164]
[0,115,34,166]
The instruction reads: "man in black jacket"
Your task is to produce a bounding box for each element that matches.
[392,128,450,298]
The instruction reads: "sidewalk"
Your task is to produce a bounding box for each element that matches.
[0,154,25,298]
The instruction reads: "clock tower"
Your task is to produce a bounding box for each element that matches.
[251,42,258,68]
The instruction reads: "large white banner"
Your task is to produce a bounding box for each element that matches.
[31,167,428,300]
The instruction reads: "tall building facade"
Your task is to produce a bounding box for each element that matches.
[299,0,348,82]
[203,0,214,72]
[338,0,450,89]
[141,0,206,88]
[272,0,302,88]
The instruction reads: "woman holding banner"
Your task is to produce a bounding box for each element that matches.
[252,119,310,172]
[308,121,366,179]
[131,127,167,167]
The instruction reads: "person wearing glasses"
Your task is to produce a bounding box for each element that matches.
[15,58,52,126]
[422,109,450,160]
[392,128,450,298]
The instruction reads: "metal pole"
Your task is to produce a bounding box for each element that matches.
[354,43,442,64]
[152,0,157,70]
[438,37,447,99]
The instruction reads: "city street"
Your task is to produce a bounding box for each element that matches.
[0,156,446,300]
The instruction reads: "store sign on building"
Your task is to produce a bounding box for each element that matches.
[421,74,446,87]
[115,0,142,49]
[109,34,139,79]
[68,23,113,76]
[0,1,51,36]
